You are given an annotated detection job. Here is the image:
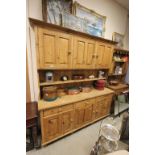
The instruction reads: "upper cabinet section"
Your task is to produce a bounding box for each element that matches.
[38,28,72,69]
[30,18,116,70]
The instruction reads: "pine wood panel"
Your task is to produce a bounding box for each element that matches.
[84,99,94,123]
[85,39,96,68]
[104,45,113,68]
[95,42,106,68]
[61,110,74,134]
[38,28,57,68]
[56,33,72,68]
[73,36,87,68]
[43,114,61,142]
[75,101,85,128]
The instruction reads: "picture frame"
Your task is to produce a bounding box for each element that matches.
[73,1,106,37]
[62,12,85,32]
[42,0,73,24]
[112,32,124,48]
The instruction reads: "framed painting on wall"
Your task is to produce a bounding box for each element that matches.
[112,32,124,48]
[73,1,106,37]
[62,12,85,32]
[42,0,73,24]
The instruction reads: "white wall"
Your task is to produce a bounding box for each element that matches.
[27,0,129,101]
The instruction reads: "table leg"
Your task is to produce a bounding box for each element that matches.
[32,126,38,148]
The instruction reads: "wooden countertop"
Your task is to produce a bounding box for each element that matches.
[38,88,114,111]
[107,83,129,91]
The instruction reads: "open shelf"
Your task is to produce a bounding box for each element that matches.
[114,60,127,63]
[114,47,129,52]
[108,73,125,76]
[40,77,106,86]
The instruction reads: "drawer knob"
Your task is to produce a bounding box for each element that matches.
[68,51,71,55]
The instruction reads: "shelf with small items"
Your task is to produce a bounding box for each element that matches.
[110,47,129,76]
[40,77,106,86]
[38,69,108,100]
[108,73,126,76]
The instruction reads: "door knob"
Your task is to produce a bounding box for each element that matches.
[68,51,71,55]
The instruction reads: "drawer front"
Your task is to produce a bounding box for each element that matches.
[43,108,59,117]
[59,104,74,112]
[75,100,86,108]
[85,98,95,106]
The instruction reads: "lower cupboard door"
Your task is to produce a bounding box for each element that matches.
[43,115,61,141]
[100,104,109,117]
[84,105,93,123]
[75,108,85,128]
[61,110,74,134]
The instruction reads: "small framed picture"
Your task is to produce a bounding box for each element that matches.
[112,32,124,48]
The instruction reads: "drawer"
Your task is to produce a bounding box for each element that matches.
[85,98,95,106]
[43,108,59,117]
[59,104,74,112]
[75,100,85,108]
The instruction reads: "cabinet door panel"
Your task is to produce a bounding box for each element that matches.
[93,102,101,120]
[43,115,61,141]
[38,28,57,68]
[85,40,96,68]
[73,37,87,68]
[61,110,74,134]
[104,45,113,68]
[75,107,85,128]
[96,43,106,68]
[57,33,72,68]
[84,105,93,123]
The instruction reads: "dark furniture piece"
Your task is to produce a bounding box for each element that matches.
[26,102,38,151]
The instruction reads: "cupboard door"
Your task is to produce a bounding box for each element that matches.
[95,42,106,68]
[85,39,96,68]
[103,45,113,68]
[84,100,93,123]
[57,33,72,68]
[73,36,87,68]
[43,115,61,141]
[61,110,74,134]
[93,102,101,120]
[75,108,85,128]
[75,101,85,128]
[38,28,57,68]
